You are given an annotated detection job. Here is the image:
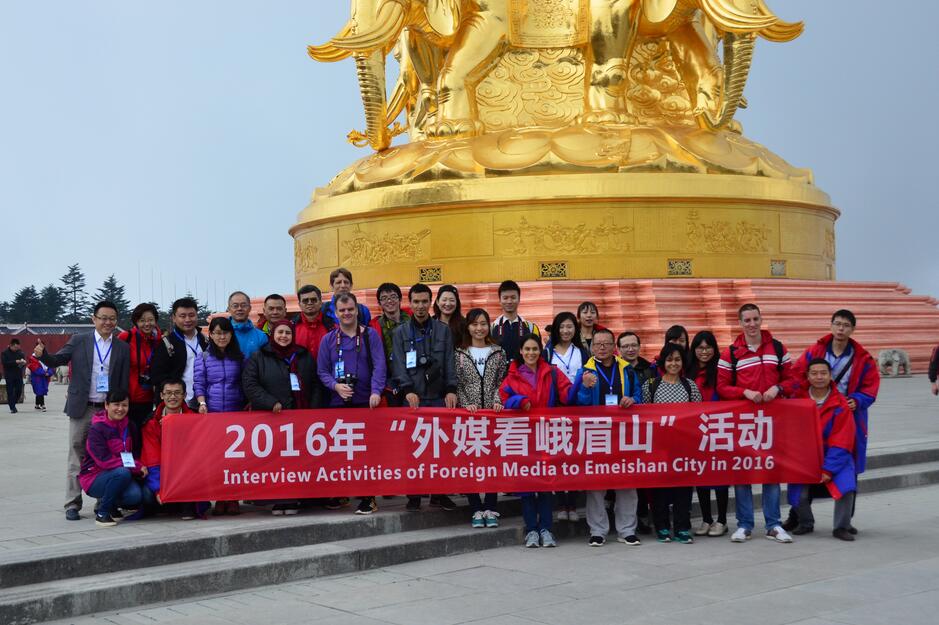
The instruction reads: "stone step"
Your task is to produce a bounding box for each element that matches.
[0,521,524,625]
[0,498,518,589]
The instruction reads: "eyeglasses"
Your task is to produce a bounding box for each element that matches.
[300,297,319,304]
[162,390,184,397]
[379,295,399,303]
[210,332,231,338]
[593,342,614,348]
[95,315,118,323]
[695,345,714,351]
[831,321,853,329]
[229,302,250,309]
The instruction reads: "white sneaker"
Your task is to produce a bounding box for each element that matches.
[567,509,580,523]
[556,509,569,522]
[525,530,540,548]
[693,521,711,536]
[766,526,793,543]
[730,527,751,542]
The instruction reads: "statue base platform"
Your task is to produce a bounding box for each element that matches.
[264,278,939,373]
[291,171,838,288]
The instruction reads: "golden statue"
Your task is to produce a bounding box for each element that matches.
[293,0,837,288]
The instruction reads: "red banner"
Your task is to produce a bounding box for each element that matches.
[160,400,823,502]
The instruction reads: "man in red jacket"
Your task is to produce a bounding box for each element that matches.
[717,303,797,544]
[294,284,334,356]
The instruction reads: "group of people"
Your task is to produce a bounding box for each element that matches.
[23,267,881,549]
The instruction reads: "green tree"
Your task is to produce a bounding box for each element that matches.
[37,284,65,323]
[0,301,9,323]
[94,274,132,326]
[180,291,213,326]
[8,286,41,323]
[60,263,90,323]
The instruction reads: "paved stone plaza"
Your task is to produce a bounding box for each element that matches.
[1,378,937,624]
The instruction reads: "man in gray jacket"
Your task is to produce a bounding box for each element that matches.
[390,283,458,410]
[390,283,459,512]
[34,301,130,520]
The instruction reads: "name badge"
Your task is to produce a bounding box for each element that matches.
[289,373,301,391]
[120,452,136,468]
[96,372,109,393]
[334,360,345,378]
[406,350,418,368]
[604,393,619,407]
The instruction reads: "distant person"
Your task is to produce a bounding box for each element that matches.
[194,317,245,414]
[491,280,540,362]
[323,268,371,326]
[718,303,797,544]
[2,338,27,413]
[294,284,334,356]
[78,389,148,527]
[34,301,130,521]
[150,297,207,408]
[27,341,54,411]
[454,308,508,528]
[257,294,288,335]
[433,284,465,342]
[227,291,267,358]
[663,325,690,360]
[500,332,574,548]
[928,343,939,396]
[118,303,161,429]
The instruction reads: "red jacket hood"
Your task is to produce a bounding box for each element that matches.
[813,334,873,361]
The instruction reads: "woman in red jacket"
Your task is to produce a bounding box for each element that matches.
[499,333,573,548]
[687,330,728,537]
[119,303,161,431]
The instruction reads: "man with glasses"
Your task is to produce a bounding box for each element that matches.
[141,378,197,517]
[34,300,130,520]
[227,291,267,358]
[572,328,643,547]
[150,297,208,409]
[784,309,880,535]
[369,282,411,406]
[294,284,334,356]
[617,331,656,384]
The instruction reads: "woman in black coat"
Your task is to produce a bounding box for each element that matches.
[243,319,322,412]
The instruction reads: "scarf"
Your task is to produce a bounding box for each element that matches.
[268,320,307,409]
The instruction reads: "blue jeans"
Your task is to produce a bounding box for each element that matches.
[467,493,497,513]
[521,492,553,532]
[734,483,781,531]
[86,468,145,516]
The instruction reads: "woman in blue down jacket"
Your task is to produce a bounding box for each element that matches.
[194,317,245,414]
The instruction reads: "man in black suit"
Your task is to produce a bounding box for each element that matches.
[35,301,130,520]
[2,338,27,413]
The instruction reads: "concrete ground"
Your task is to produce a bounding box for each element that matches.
[2,377,938,625]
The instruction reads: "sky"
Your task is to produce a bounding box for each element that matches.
[2,1,937,311]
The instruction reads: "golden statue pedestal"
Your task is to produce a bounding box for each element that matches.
[291,126,837,289]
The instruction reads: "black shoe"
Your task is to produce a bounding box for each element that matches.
[10,407,17,414]
[111,509,124,521]
[848,525,858,535]
[95,513,117,527]
[180,504,197,520]
[325,497,348,510]
[65,508,80,521]
[406,497,421,511]
[430,495,457,511]
[588,535,606,546]
[355,498,377,515]
[833,527,855,542]
[781,510,800,532]
[636,519,652,535]
[617,534,641,546]
[792,525,814,535]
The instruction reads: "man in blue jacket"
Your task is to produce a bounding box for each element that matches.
[227,291,267,358]
[571,329,643,547]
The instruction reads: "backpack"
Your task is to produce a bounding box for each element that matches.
[649,375,693,402]
[729,338,784,386]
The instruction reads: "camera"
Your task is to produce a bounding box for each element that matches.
[418,354,430,367]
[338,373,358,402]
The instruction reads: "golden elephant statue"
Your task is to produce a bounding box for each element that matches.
[310,0,801,150]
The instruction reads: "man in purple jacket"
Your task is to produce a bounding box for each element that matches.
[317,292,387,515]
